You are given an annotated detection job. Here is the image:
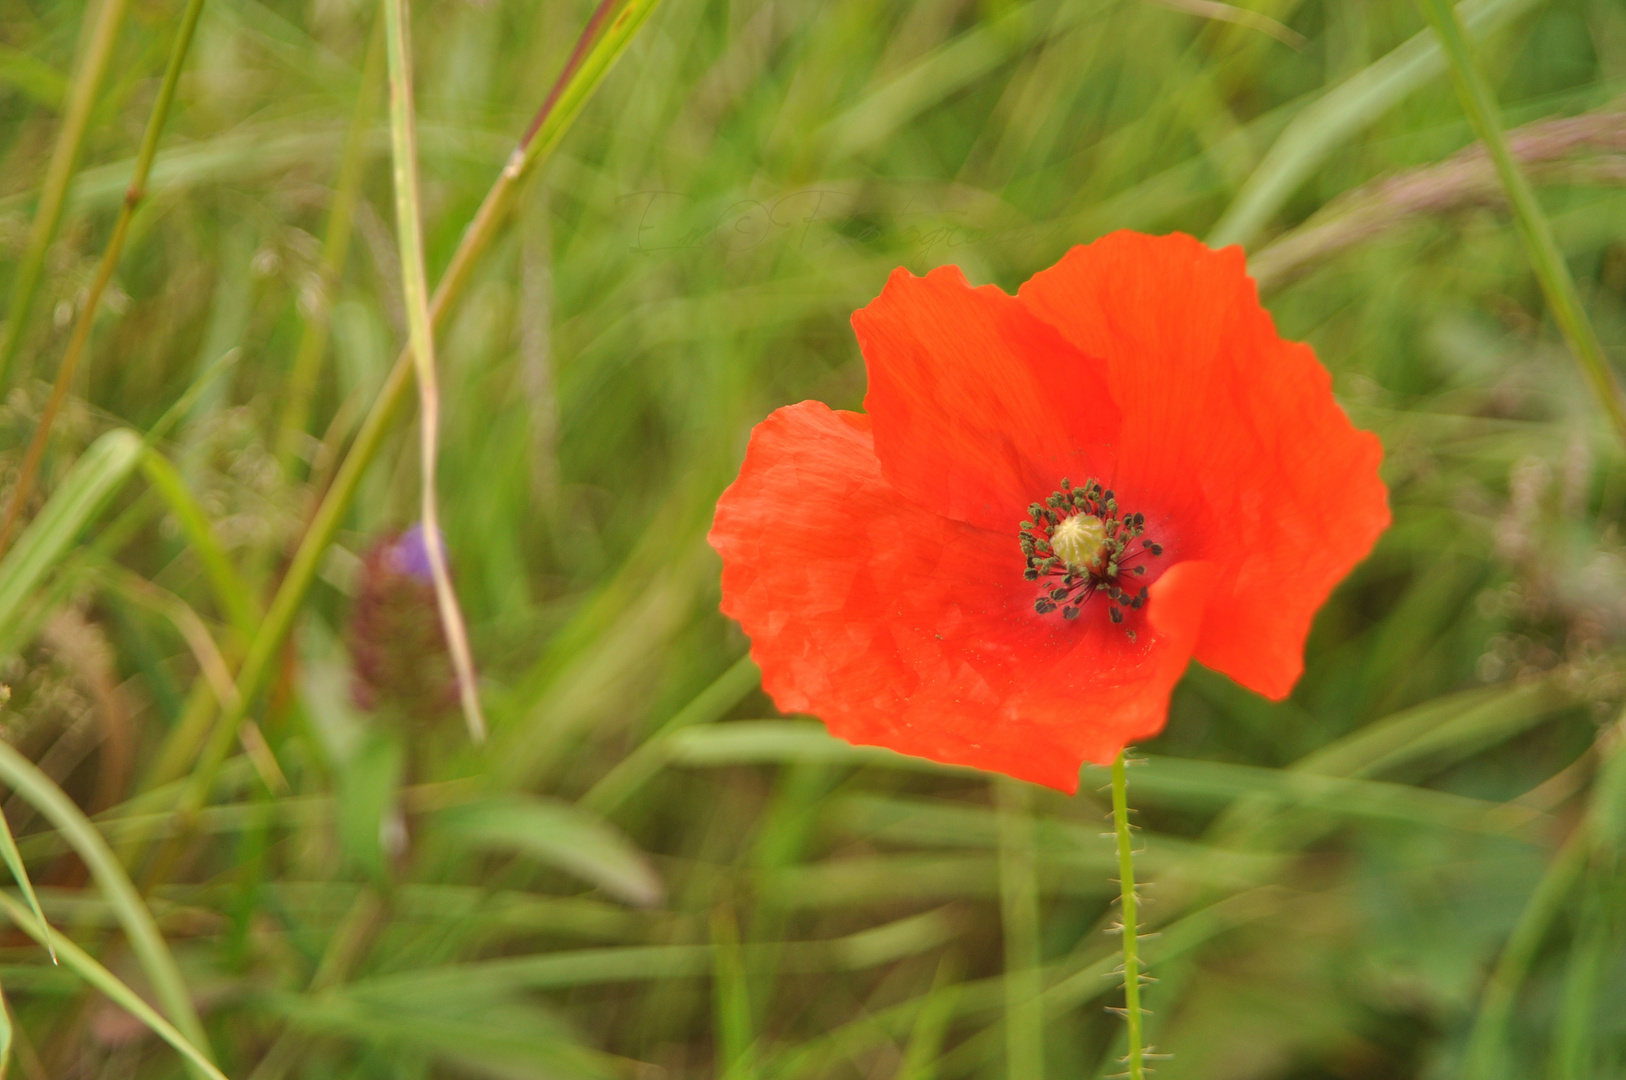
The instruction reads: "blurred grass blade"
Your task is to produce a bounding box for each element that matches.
[0,804,52,964]
[380,0,486,742]
[277,14,385,474]
[1414,0,1626,447]
[1460,826,1586,1080]
[0,977,9,1078]
[664,721,972,773]
[0,892,227,1080]
[711,905,755,1080]
[1465,718,1626,1079]
[996,778,1043,1080]
[0,428,142,655]
[0,42,68,107]
[0,740,214,1064]
[1291,681,1564,780]
[894,956,963,1080]
[0,0,130,387]
[437,795,664,907]
[139,448,260,638]
[579,655,759,813]
[1207,0,1540,249]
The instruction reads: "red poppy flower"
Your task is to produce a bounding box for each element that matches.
[708,231,1389,792]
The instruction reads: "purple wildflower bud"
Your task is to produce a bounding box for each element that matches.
[387,523,447,582]
[348,525,456,720]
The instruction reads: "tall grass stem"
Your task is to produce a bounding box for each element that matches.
[1416,0,1626,449]
[0,0,130,387]
[380,0,487,743]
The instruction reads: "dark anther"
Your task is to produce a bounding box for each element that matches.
[1018,476,1161,636]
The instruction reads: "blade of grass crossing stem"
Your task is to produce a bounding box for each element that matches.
[0,802,53,963]
[1415,0,1626,449]
[0,0,130,388]
[0,893,227,1080]
[996,777,1043,1080]
[1111,750,1146,1080]
[380,0,486,742]
[173,0,665,820]
[0,741,214,1065]
[0,0,210,559]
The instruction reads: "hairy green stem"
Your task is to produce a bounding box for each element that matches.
[1415,0,1626,449]
[1111,750,1145,1080]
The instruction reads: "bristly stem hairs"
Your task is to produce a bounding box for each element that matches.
[1111,749,1147,1080]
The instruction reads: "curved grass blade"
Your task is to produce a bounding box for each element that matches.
[138,448,260,639]
[0,805,52,964]
[0,741,214,1063]
[0,892,226,1080]
[436,795,664,907]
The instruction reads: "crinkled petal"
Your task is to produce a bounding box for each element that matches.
[852,265,1121,533]
[708,400,1206,791]
[1018,231,1389,698]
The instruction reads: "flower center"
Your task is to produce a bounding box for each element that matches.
[1048,513,1106,571]
[1018,477,1163,632]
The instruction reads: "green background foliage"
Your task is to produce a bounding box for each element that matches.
[0,0,1622,1076]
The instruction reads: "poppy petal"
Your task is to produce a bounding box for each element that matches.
[1018,231,1389,700]
[852,265,1121,533]
[709,400,1205,792]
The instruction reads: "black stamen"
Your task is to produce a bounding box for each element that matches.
[1017,476,1162,638]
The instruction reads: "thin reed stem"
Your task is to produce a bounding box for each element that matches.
[1415,0,1626,450]
[0,0,209,559]
[1111,749,1145,1080]
[0,0,130,388]
[380,0,487,743]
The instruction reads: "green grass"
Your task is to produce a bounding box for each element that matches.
[0,0,1623,1076]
